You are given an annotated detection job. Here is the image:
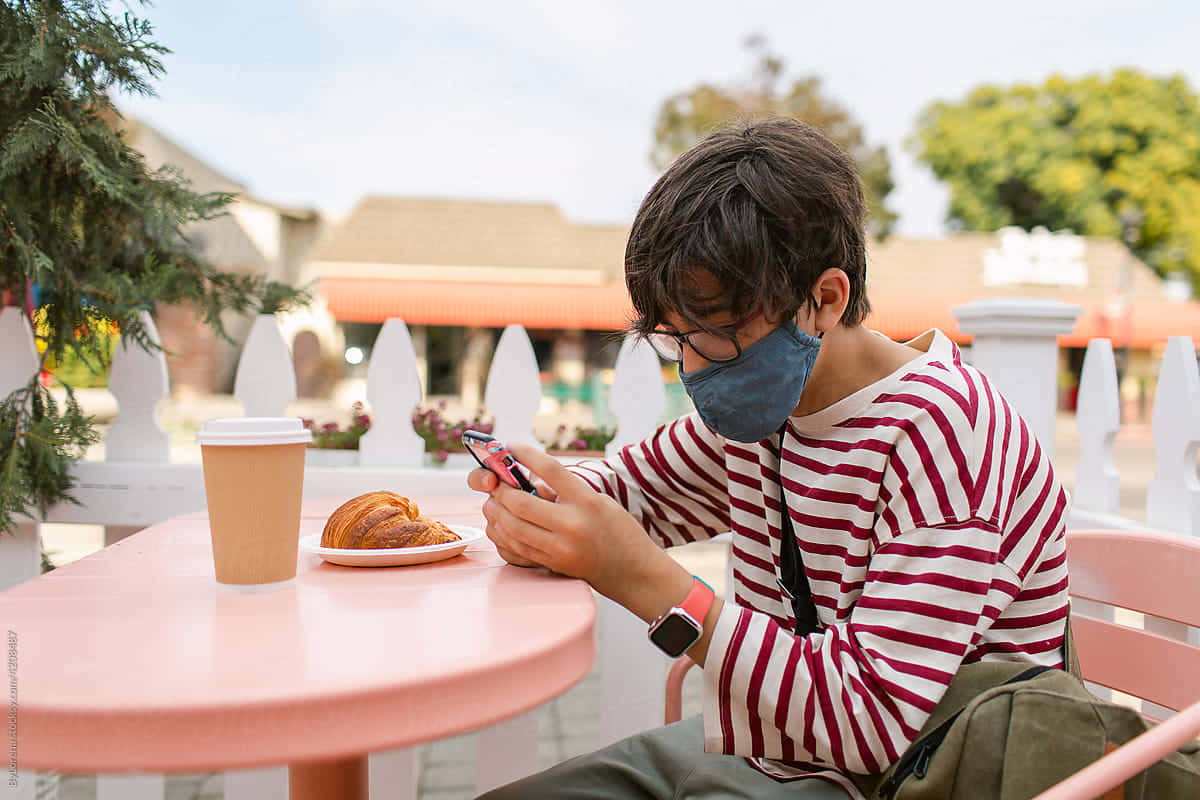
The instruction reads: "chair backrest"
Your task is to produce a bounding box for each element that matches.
[1066,529,1200,714]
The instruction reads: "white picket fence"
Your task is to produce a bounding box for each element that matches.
[1,296,1199,800]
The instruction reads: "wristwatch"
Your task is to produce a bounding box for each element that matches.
[647,576,716,657]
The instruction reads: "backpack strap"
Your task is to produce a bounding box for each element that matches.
[776,423,821,637]
[1064,606,1082,678]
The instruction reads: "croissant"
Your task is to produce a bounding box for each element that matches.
[321,491,461,549]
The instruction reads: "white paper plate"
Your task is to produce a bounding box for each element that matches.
[300,525,485,567]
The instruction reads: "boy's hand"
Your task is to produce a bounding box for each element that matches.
[472,443,681,609]
[467,459,554,567]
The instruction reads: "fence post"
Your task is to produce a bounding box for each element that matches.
[597,334,673,745]
[952,298,1082,461]
[0,307,42,592]
[106,310,171,463]
[358,318,424,466]
[606,334,665,457]
[1146,336,1200,537]
[485,325,543,449]
[234,314,297,418]
[1073,339,1121,515]
[103,310,174,544]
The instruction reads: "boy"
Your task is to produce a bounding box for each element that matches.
[469,117,1069,799]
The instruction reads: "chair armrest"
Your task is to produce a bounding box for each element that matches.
[1032,698,1200,800]
[664,656,698,725]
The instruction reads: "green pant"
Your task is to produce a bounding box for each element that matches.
[477,716,851,800]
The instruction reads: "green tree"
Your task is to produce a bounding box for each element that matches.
[651,36,897,238]
[0,0,309,541]
[912,69,1200,292]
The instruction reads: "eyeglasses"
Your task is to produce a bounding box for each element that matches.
[647,308,763,363]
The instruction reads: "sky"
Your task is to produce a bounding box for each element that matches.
[116,0,1200,237]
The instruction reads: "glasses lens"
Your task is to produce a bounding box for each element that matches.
[686,333,741,362]
[647,333,683,361]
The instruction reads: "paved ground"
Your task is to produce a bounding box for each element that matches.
[42,407,1175,800]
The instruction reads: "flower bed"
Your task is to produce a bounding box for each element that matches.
[303,402,615,463]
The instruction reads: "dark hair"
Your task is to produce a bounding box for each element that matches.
[625,117,870,338]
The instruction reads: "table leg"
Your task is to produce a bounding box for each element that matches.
[289,756,368,800]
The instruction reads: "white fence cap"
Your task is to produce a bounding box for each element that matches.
[952,297,1083,338]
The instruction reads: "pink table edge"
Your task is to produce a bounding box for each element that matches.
[10,497,598,773]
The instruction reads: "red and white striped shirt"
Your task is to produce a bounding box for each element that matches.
[570,329,1069,796]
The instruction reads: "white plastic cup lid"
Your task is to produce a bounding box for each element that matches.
[196,417,313,447]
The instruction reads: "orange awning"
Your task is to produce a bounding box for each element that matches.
[321,277,1200,346]
[322,278,634,330]
[864,293,1200,348]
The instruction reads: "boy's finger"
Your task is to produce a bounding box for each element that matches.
[506,443,588,500]
[467,467,498,493]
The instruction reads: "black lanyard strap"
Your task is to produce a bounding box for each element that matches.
[777,423,821,637]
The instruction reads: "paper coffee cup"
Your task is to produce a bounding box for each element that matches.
[197,418,312,586]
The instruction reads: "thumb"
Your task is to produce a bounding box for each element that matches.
[506,442,590,500]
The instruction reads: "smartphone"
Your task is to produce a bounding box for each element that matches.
[462,430,538,495]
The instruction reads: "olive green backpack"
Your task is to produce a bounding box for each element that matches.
[840,618,1200,799]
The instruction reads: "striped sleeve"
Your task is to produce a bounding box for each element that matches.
[565,412,731,548]
[702,520,1016,773]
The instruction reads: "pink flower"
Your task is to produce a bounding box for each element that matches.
[436,430,448,442]
[322,422,340,433]
[434,450,449,464]
[570,438,587,450]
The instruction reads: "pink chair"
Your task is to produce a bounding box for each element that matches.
[662,529,1200,797]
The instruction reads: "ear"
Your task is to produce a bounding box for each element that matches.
[812,268,851,333]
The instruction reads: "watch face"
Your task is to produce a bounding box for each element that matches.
[648,612,701,657]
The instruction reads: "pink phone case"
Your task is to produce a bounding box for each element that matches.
[462,431,538,494]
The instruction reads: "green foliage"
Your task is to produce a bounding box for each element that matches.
[0,0,310,537]
[305,402,497,466]
[303,402,375,451]
[544,423,614,453]
[650,36,897,239]
[410,402,492,464]
[0,376,100,535]
[912,69,1200,292]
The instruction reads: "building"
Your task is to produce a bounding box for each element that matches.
[119,117,324,395]
[302,196,632,410]
[305,197,1200,421]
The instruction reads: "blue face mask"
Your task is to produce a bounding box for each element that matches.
[678,320,822,443]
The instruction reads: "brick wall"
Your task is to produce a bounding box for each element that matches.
[155,303,218,396]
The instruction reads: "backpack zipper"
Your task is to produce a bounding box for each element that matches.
[876,666,1051,798]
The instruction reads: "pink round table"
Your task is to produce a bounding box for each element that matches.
[2,496,596,799]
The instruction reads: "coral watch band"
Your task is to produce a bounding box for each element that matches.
[679,576,715,626]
